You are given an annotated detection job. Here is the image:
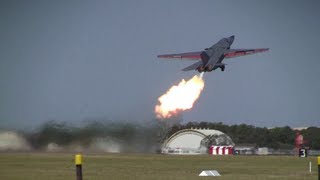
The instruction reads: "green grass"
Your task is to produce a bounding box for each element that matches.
[0,153,318,180]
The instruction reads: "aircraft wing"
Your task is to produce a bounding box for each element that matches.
[224,48,269,58]
[157,51,202,60]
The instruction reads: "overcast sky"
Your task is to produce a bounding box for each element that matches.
[1,0,319,128]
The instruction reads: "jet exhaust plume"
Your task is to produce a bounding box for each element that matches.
[155,73,205,119]
[200,72,204,78]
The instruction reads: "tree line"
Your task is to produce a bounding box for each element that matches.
[13,120,320,151]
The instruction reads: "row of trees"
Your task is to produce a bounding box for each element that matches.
[19,120,320,151]
[167,122,320,150]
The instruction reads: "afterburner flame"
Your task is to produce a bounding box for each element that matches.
[155,73,205,119]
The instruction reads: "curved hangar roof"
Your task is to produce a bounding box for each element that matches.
[163,129,224,150]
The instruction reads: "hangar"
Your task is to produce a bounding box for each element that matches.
[161,128,234,154]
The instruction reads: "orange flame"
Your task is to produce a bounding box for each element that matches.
[155,73,205,119]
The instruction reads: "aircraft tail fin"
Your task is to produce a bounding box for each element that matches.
[182,61,203,71]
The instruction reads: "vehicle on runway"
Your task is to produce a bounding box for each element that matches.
[158,35,269,72]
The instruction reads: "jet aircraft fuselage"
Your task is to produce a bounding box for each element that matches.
[158,36,268,73]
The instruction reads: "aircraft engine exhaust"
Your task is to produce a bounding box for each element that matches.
[155,72,205,119]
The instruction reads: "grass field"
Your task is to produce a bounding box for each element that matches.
[0,152,318,180]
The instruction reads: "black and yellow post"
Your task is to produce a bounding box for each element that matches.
[75,154,83,180]
[317,156,320,180]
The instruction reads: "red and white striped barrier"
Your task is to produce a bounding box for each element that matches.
[209,146,234,155]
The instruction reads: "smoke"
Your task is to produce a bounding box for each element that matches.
[0,131,31,151]
[88,137,122,153]
[0,120,165,153]
[155,73,205,119]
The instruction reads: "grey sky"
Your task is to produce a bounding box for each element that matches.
[0,0,319,128]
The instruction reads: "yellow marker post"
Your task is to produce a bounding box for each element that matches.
[75,154,83,180]
[318,156,320,180]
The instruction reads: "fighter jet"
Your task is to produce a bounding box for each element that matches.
[157,35,269,72]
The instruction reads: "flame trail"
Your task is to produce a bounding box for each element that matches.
[155,73,205,119]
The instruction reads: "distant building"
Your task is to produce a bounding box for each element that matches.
[161,128,234,155]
